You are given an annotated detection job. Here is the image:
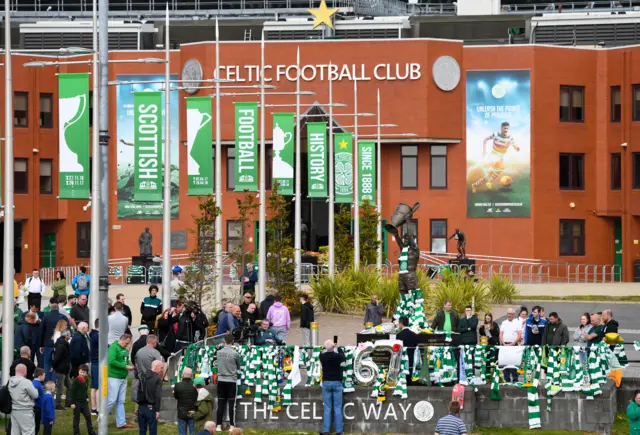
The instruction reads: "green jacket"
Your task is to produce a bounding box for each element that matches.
[192,390,213,432]
[629,401,640,434]
[108,341,131,379]
[51,279,67,297]
[69,376,89,404]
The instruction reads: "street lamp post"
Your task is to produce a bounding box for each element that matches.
[162,4,172,309]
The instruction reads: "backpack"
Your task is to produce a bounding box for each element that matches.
[77,275,88,291]
[0,382,12,414]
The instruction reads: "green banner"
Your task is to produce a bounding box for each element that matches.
[133,91,163,202]
[235,102,258,192]
[334,132,353,203]
[58,73,90,199]
[186,97,213,196]
[272,112,295,195]
[358,141,376,204]
[307,122,327,198]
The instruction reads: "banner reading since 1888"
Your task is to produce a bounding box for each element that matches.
[307,122,327,198]
[186,97,213,196]
[272,113,295,195]
[235,102,259,192]
[58,73,90,199]
[358,141,376,204]
[133,91,163,202]
[334,132,353,204]
[466,70,531,218]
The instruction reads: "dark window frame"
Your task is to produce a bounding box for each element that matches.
[430,145,447,189]
[559,153,585,191]
[14,158,28,194]
[559,219,585,256]
[226,220,244,253]
[197,222,215,253]
[14,91,29,128]
[40,159,54,194]
[401,145,418,190]
[39,93,53,129]
[227,147,235,191]
[430,219,447,253]
[634,152,640,189]
[611,153,621,190]
[559,85,585,123]
[611,86,621,123]
[76,222,91,259]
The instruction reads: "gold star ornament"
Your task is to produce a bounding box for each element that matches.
[339,139,348,149]
[309,0,338,30]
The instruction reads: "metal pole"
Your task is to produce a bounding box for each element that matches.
[258,31,267,301]
[353,80,360,269]
[327,63,335,279]
[2,0,15,386]
[97,0,110,429]
[89,0,100,327]
[214,19,223,307]
[162,4,172,307]
[294,47,301,289]
[376,88,382,270]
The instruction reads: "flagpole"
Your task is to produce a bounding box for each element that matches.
[258,30,267,301]
[215,18,223,308]
[353,79,360,269]
[294,47,302,290]
[376,88,383,271]
[327,62,335,279]
[89,0,100,326]
[162,3,172,310]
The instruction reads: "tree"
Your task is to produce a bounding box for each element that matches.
[181,195,221,310]
[334,204,354,271]
[360,198,380,266]
[266,182,296,305]
[232,191,259,291]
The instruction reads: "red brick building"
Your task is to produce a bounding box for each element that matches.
[2,39,640,281]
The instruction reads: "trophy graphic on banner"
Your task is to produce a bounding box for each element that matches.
[59,94,87,173]
[187,108,212,176]
[272,121,294,179]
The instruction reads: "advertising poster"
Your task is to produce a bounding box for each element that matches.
[358,140,376,204]
[466,70,531,218]
[133,91,163,202]
[116,74,179,219]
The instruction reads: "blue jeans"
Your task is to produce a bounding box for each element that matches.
[107,377,128,427]
[138,405,157,435]
[43,347,56,382]
[322,381,343,434]
[177,418,195,435]
[504,368,519,383]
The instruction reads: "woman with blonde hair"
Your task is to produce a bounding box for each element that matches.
[52,319,68,343]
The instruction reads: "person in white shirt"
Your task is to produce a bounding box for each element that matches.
[499,308,521,382]
[170,266,184,304]
[25,269,46,310]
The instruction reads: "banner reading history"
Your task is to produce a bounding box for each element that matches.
[358,140,376,204]
[186,97,213,196]
[307,122,327,198]
[334,132,353,203]
[272,113,295,195]
[58,73,90,199]
[116,74,179,219]
[235,102,258,192]
[133,91,163,202]
[466,70,531,218]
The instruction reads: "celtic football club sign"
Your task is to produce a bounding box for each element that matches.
[307,122,327,198]
[334,132,353,203]
[133,91,163,202]
[358,140,376,204]
[234,102,259,192]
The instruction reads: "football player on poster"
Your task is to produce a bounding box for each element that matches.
[471,121,520,193]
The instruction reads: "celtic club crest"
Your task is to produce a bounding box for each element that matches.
[335,151,353,196]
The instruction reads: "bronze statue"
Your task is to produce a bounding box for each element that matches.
[448,228,466,259]
[139,227,153,256]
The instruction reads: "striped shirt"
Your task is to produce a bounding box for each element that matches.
[435,414,467,435]
[488,132,515,156]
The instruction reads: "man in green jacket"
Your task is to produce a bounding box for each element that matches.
[107,333,135,429]
[431,300,459,333]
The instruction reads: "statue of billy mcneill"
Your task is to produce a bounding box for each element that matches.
[139,227,153,257]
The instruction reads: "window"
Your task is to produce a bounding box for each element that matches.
[430,219,447,253]
[40,159,53,194]
[40,94,53,128]
[89,91,94,127]
[611,153,621,190]
[227,220,243,253]
[634,153,640,189]
[198,222,215,253]
[430,145,447,189]
[14,159,28,194]
[611,86,621,122]
[76,222,91,258]
[559,86,584,122]
[227,147,235,190]
[633,85,640,122]
[401,145,418,189]
[14,92,28,127]
[559,219,585,256]
[559,153,584,190]
[266,145,273,190]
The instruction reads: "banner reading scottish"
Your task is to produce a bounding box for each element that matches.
[133,91,163,202]
[186,97,213,196]
[466,70,531,218]
[307,122,327,198]
[334,133,353,203]
[116,75,179,219]
[235,102,258,192]
[58,73,90,199]
[358,140,376,204]
[272,113,294,195]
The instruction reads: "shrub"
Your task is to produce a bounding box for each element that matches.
[343,268,380,310]
[488,273,519,304]
[424,269,489,317]
[376,274,400,318]
[310,272,356,314]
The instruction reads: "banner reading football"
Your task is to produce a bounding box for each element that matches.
[133,91,163,202]
[334,133,353,203]
[307,122,327,198]
[272,113,294,195]
[358,141,376,204]
[186,97,213,196]
[466,70,531,218]
[58,73,90,199]
[235,102,258,192]
[116,74,179,219]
